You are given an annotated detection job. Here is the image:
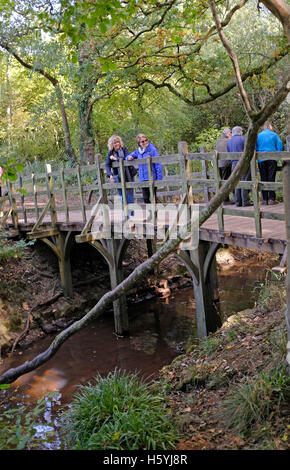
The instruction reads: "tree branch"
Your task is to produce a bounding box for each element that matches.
[130,49,288,105]
[209,0,253,116]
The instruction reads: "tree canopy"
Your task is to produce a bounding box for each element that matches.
[0,0,288,165]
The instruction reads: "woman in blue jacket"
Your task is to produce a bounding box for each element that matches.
[127,133,163,203]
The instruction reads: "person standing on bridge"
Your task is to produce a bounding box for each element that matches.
[216,127,232,204]
[127,133,163,205]
[256,121,283,206]
[105,135,136,217]
[227,126,252,207]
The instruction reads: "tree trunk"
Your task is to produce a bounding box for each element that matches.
[78,41,96,164]
[78,98,95,164]
[54,86,77,163]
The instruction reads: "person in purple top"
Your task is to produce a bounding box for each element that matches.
[227,126,252,207]
[256,121,283,205]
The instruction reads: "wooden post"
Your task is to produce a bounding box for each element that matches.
[45,164,57,228]
[178,141,192,202]
[56,232,73,298]
[200,146,210,202]
[146,155,156,225]
[212,151,224,231]
[177,241,221,339]
[32,173,39,220]
[7,180,18,229]
[76,163,87,223]
[18,173,27,224]
[95,153,110,230]
[190,241,221,337]
[106,238,129,335]
[119,158,128,218]
[250,151,262,237]
[60,167,69,224]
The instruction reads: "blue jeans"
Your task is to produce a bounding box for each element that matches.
[113,175,134,215]
[231,161,251,206]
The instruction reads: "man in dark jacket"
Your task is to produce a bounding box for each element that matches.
[227,126,252,207]
[216,127,232,203]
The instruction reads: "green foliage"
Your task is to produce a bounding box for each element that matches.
[0,394,57,450]
[223,367,290,435]
[60,369,178,450]
[0,157,24,183]
[191,126,222,152]
[199,333,224,356]
[0,0,287,166]
[255,271,286,309]
[0,384,10,390]
[0,237,35,261]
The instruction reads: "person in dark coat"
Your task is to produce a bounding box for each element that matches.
[227,126,252,207]
[105,135,135,215]
[216,127,232,203]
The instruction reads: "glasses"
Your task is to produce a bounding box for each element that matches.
[140,139,148,143]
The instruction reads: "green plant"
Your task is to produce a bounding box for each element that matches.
[60,369,178,450]
[268,324,288,355]
[199,333,224,356]
[0,237,36,261]
[223,367,290,435]
[255,271,286,308]
[0,392,57,450]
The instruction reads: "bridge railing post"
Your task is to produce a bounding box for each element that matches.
[76,163,87,224]
[212,150,224,231]
[250,151,262,237]
[45,163,57,228]
[18,172,27,224]
[200,146,210,203]
[7,180,18,230]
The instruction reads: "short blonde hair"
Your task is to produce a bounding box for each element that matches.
[136,133,148,145]
[108,135,123,151]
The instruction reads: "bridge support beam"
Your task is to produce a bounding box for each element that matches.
[89,238,130,335]
[39,231,74,299]
[56,232,74,299]
[177,240,222,339]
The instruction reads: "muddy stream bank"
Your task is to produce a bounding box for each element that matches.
[0,246,279,407]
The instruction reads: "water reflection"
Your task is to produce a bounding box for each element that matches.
[0,252,276,406]
[14,368,68,398]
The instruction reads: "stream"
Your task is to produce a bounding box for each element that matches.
[0,250,278,409]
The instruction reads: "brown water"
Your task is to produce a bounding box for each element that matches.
[0,253,277,407]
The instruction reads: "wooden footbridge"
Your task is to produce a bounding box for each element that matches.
[1,140,290,339]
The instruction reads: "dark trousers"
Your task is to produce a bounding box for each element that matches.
[219,164,232,201]
[219,163,232,181]
[258,160,277,202]
[231,161,251,206]
[142,187,157,204]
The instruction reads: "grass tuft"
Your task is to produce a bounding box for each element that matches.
[60,369,178,450]
[223,367,290,435]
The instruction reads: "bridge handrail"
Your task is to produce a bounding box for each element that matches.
[1,146,290,239]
